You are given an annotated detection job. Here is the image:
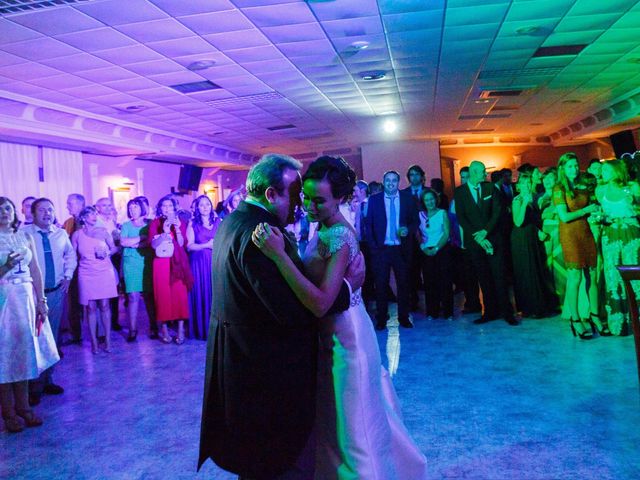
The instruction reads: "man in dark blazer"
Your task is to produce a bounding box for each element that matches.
[401,165,427,311]
[454,161,517,326]
[198,154,364,480]
[366,170,420,329]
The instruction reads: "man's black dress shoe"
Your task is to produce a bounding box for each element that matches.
[43,384,64,395]
[505,316,519,326]
[29,393,41,406]
[112,323,122,332]
[375,321,387,331]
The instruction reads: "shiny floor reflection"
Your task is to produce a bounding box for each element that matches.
[1,298,640,479]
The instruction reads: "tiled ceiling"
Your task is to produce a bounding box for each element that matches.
[1,0,640,159]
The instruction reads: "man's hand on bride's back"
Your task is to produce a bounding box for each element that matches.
[345,252,365,292]
[252,222,286,261]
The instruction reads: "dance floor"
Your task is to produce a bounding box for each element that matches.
[2,298,640,480]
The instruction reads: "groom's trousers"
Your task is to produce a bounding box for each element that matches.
[238,429,316,480]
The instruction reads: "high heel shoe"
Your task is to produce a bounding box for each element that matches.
[589,313,611,336]
[3,415,24,433]
[570,319,594,340]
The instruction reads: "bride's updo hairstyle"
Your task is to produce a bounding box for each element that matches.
[303,156,357,202]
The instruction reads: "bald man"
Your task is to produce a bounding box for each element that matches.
[453,161,517,326]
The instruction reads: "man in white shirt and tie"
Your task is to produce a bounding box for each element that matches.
[454,161,517,326]
[23,198,77,404]
[365,171,420,329]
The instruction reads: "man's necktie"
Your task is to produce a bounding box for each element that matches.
[388,196,397,239]
[474,186,481,204]
[39,231,56,289]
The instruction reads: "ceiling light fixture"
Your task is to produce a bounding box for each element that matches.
[360,70,386,81]
[351,41,370,50]
[515,26,540,35]
[562,99,581,104]
[474,99,491,104]
[383,120,397,133]
[187,60,217,71]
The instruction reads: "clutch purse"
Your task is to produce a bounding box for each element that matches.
[155,240,174,258]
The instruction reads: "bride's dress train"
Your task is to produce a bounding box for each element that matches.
[308,224,427,480]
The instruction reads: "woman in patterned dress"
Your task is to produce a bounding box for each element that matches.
[0,197,58,433]
[596,160,640,335]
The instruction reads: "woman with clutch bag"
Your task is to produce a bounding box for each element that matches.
[0,197,59,433]
[150,195,193,345]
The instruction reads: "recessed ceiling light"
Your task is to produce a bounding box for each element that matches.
[351,41,370,50]
[115,104,149,113]
[515,26,540,35]
[474,99,491,104]
[530,122,543,126]
[380,110,397,115]
[627,57,640,64]
[383,120,397,133]
[187,60,217,71]
[562,99,581,104]
[360,70,386,81]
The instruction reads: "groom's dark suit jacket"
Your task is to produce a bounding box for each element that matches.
[198,201,350,478]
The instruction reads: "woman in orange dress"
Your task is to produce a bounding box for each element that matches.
[553,153,602,340]
[150,195,193,344]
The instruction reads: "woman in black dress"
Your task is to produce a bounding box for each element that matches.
[511,172,558,317]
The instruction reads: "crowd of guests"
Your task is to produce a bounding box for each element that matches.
[1,150,640,433]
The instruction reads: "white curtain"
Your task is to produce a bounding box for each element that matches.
[40,147,84,223]
[0,142,40,214]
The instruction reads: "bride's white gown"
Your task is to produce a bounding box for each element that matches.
[305,223,427,480]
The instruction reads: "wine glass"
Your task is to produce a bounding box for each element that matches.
[8,234,28,274]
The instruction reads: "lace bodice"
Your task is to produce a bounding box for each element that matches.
[317,223,359,263]
[0,231,33,281]
[601,189,637,219]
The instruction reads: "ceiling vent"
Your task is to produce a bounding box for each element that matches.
[267,124,296,131]
[452,128,495,133]
[458,114,511,120]
[293,131,334,140]
[205,92,283,108]
[0,0,98,16]
[169,80,221,94]
[533,44,587,57]
[491,105,520,111]
[478,86,534,99]
[479,67,564,79]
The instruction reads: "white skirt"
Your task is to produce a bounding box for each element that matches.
[0,282,60,383]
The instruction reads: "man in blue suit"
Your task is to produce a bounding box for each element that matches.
[365,170,419,329]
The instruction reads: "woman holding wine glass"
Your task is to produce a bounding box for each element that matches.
[0,197,59,433]
[71,206,118,354]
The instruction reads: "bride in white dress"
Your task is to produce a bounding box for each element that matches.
[253,156,427,480]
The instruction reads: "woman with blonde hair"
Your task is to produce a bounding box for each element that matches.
[596,159,640,335]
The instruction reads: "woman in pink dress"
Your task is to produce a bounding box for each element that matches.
[71,206,118,354]
[150,195,192,345]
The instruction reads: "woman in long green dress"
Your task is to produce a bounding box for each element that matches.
[596,160,640,336]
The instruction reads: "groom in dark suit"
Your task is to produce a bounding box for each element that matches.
[365,170,419,329]
[198,154,364,480]
[453,161,517,326]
